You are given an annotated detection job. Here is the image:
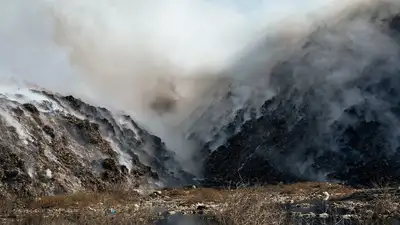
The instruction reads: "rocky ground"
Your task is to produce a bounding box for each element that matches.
[0,182,399,224]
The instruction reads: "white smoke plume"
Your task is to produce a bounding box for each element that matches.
[48,0,338,119]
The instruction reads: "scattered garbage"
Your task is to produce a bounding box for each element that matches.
[322,191,330,201]
[168,211,176,215]
[150,190,162,198]
[110,208,116,215]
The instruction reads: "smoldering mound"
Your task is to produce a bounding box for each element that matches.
[201,0,400,187]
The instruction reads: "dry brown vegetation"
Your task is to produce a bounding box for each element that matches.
[214,187,287,225]
[0,190,152,225]
[370,184,400,218]
[28,189,140,209]
[209,183,399,225]
[1,182,400,225]
[275,182,355,197]
[162,187,229,206]
[5,211,152,225]
[0,199,15,215]
[30,193,107,209]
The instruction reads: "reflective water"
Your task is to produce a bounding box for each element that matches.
[155,214,219,225]
[288,218,400,225]
[155,214,400,225]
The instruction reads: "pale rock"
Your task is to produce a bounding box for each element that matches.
[319,213,329,218]
[343,215,352,220]
[45,169,52,179]
[322,191,330,201]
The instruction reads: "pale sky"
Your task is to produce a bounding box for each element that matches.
[0,0,336,94]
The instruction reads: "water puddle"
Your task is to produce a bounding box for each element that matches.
[155,214,219,225]
[288,203,400,225]
[288,218,400,225]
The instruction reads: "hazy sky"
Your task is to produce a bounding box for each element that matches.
[0,0,335,94]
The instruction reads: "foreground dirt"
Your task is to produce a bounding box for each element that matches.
[0,182,399,225]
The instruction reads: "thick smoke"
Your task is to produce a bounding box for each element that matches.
[181,0,400,147]
[1,0,398,181]
[48,0,337,119]
[45,0,339,175]
[203,0,400,184]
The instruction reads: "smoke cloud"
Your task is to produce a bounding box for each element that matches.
[201,0,400,184]
[48,0,337,119]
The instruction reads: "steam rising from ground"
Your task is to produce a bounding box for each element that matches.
[1,0,399,179]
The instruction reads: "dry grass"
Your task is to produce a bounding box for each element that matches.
[163,187,229,205]
[370,183,400,217]
[373,191,393,216]
[276,182,355,196]
[214,187,287,225]
[163,182,355,205]
[29,193,105,209]
[28,189,140,210]
[0,199,16,214]
[3,192,152,225]
[0,189,152,225]
[7,210,153,225]
[0,195,29,216]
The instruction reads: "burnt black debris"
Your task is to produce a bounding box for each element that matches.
[203,3,400,188]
